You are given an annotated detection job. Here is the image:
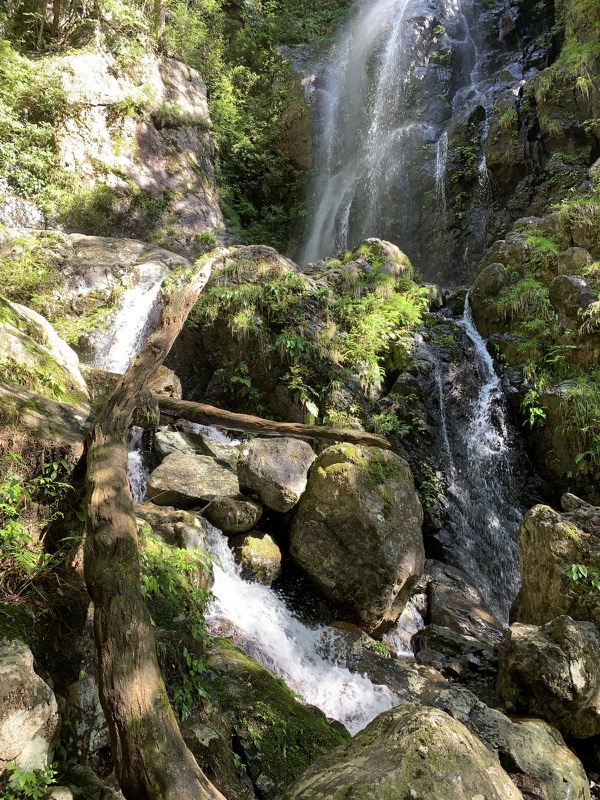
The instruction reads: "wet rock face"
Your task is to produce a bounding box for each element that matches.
[231,532,282,586]
[497,615,600,739]
[0,639,60,773]
[279,703,522,800]
[201,495,263,535]
[290,444,424,635]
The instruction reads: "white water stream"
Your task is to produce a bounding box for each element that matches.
[205,526,401,734]
[445,298,522,619]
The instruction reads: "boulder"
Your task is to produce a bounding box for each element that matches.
[201,495,263,535]
[146,452,239,507]
[231,532,282,585]
[426,560,504,646]
[511,503,600,628]
[290,444,424,635]
[412,624,497,678]
[557,247,594,276]
[548,274,597,326]
[497,615,600,739]
[278,704,521,800]
[237,438,316,513]
[147,366,182,399]
[469,263,509,336]
[135,502,212,547]
[189,640,350,800]
[325,648,590,800]
[0,638,60,773]
[154,426,240,469]
[0,297,89,404]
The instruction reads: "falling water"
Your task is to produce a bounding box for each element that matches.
[205,526,400,734]
[93,262,166,374]
[434,131,449,222]
[442,298,522,619]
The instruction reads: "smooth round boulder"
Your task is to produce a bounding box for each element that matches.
[237,437,316,512]
[201,494,262,535]
[290,444,424,635]
[278,704,521,800]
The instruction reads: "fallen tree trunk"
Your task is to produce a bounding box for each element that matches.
[156,396,392,450]
[84,254,227,800]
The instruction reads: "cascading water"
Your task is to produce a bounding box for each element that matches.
[297,0,512,278]
[205,525,400,734]
[93,261,166,374]
[418,298,524,620]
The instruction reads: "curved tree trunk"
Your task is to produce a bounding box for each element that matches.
[84,254,227,800]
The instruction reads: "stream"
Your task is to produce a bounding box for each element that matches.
[108,0,525,734]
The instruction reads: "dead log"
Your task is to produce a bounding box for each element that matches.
[84,253,227,800]
[156,396,392,450]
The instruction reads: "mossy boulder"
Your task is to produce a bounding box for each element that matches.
[278,703,521,800]
[231,532,282,586]
[511,502,600,628]
[497,615,600,739]
[202,495,263,535]
[190,640,350,800]
[290,444,424,635]
[0,297,89,404]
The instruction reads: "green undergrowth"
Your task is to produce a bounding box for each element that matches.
[188,244,427,419]
[0,454,77,596]
[486,219,600,485]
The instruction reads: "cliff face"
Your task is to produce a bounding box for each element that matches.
[1,38,223,260]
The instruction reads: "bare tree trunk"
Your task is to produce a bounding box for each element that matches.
[84,254,227,800]
[157,396,392,449]
[52,0,60,35]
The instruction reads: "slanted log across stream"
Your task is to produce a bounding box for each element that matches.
[156,396,392,449]
[84,253,227,800]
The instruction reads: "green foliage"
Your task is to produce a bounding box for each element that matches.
[559,376,600,474]
[0,764,57,800]
[0,39,67,196]
[418,461,446,508]
[566,563,600,591]
[521,389,548,428]
[0,455,72,592]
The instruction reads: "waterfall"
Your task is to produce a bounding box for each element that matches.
[205,525,400,734]
[297,0,512,277]
[93,261,166,374]
[429,298,523,620]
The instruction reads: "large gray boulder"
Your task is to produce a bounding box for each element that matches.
[497,615,600,739]
[237,437,316,512]
[0,639,60,773]
[146,452,239,507]
[290,444,424,635]
[279,704,521,800]
[511,503,600,628]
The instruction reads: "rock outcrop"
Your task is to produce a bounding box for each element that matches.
[497,615,600,739]
[146,452,239,507]
[0,639,60,773]
[290,444,424,634]
[279,703,522,800]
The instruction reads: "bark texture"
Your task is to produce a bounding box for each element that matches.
[84,254,227,800]
[156,397,392,450]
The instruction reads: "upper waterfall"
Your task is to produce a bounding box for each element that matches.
[297,0,511,281]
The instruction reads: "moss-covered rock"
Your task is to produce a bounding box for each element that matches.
[189,640,350,800]
[278,703,521,800]
[231,532,281,586]
[511,502,600,627]
[290,444,424,635]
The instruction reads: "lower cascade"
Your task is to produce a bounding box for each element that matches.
[205,525,400,734]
